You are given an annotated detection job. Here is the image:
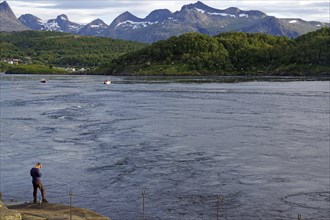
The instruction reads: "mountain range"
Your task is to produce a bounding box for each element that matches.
[1,1,328,43]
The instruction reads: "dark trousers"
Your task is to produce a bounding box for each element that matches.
[32,181,46,200]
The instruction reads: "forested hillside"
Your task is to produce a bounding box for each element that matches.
[105,27,330,75]
[0,31,147,68]
[1,28,329,75]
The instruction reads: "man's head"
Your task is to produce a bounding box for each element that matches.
[35,162,42,168]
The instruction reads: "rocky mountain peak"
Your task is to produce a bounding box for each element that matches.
[40,14,82,33]
[109,11,143,28]
[184,1,213,11]
[19,13,47,31]
[19,14,42,23]
[0,0,30,31]
[56,14,69,21]
[89,18,107,26]
[1,0,326,43]
[78,18,108,36]
[18,14,43,30]
[145,9,172,22]
[224,7,240,14]
[117,11,142,22]
[0,0,17,20]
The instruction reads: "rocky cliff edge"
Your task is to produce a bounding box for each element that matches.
[0,201,110,220]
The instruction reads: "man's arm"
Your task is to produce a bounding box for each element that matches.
[37,169,42,177]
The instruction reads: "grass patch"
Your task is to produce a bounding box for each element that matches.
[5,64,69,74]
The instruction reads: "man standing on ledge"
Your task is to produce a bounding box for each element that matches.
[30,162,48,203]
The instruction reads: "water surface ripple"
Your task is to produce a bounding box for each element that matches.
[1,75,329,219]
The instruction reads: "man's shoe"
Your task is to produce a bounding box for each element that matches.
[33,199,37,203]
[42,198,49,203]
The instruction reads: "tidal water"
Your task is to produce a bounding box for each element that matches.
[0,74,329,220]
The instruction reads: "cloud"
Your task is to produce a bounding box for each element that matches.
[6,0,330,24]
[38,1,141,10]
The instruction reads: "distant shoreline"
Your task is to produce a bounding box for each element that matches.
[2,72,329,83]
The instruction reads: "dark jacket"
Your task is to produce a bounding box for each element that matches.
[30,167,42,184]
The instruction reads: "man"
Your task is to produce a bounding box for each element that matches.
[30,162,48,203]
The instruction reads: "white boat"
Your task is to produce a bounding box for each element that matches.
[103,80,111,84]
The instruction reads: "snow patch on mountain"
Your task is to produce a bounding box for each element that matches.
[239,14,248,18]
[195,8,205,13]
[91,24,102,28]
[194,7,250,18]
[42,21,61,31]
[116,20,158,29]
[209,12,236,17]
[59,15,67,20]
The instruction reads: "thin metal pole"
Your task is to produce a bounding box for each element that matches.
[142,191,146,220]
[69,191,72,220]
[217,194,221,220]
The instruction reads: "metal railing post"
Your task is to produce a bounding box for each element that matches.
[142,191,146,220]
[69,191,73,220]
[217,194,221,220]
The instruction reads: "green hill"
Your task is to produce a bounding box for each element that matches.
[1,29,329,76]
[0,30,147,73]
[104,27,330,76]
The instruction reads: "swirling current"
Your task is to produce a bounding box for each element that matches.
[0,74,329,219]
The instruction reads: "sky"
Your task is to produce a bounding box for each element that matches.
[5,0,330,24]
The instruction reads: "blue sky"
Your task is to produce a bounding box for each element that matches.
[6,0,330,24]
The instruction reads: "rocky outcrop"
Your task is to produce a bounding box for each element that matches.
[3,202,109,220]
[0,201,22,220]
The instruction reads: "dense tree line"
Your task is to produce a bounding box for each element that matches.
[0,31,147,68]
[106,27,330,75]
[290,27,329,65]
[1,28,329,75]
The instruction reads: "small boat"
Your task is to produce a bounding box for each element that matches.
[103,80,111,84]
[40,79,47,83]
